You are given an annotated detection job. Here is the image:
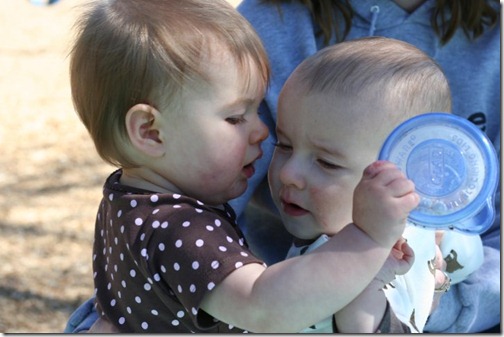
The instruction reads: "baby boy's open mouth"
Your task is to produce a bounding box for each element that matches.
[281,199,308,216]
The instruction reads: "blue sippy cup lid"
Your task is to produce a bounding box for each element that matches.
[378,113,499,234]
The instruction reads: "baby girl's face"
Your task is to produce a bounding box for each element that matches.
[269,83,381,240]
[155,45,268,206]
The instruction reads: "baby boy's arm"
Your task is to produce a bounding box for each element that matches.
[199,161,419,332]
[334,238,414,333]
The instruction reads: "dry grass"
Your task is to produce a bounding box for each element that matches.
[0,0,240,332]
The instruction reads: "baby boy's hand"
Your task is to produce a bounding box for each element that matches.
[374,237,415,286]
[352,160,419,248]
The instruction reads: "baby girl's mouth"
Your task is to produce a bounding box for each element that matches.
[243,152,262,179]
[243,163,255,179]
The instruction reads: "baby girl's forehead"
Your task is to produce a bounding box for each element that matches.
[203,41,266,81]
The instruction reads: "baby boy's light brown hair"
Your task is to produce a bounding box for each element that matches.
[284,36,452,143]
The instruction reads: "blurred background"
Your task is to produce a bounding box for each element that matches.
[0,0,240,332]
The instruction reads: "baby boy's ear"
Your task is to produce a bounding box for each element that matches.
[125,104,165,157]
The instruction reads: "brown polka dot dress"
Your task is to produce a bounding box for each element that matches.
[93,170,264,332]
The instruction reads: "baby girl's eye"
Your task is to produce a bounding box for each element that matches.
[226,116,247,125]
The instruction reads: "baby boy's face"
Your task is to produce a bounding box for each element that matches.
[268,84,383,240]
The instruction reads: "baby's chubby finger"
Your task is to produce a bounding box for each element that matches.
[435,230,444,246]
[390,237,407,259]
[399,240,415,266]
[361,160,397,179]
[353,160,420,248]
[386,174,416,197]
[363,161,416,193]
[391,238,415,265]
[390,177,420,213]
[363,161,420,210]
[433,242,446,276]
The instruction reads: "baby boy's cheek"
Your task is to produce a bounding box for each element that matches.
[309,186,336,217]
[267,162,283,193]
[311,185,353,230]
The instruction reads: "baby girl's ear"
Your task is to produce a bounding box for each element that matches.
[125,104,165,157]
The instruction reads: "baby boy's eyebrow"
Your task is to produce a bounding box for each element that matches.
[310,138,346,158]
[275,127,289,140]
[275,127,344,157]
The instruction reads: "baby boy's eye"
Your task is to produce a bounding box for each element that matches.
[317,159,341,170]
[274,142,292,151]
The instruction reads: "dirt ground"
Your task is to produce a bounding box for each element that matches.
[0,0,240,332]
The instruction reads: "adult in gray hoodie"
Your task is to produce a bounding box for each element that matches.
[232,0,500,333]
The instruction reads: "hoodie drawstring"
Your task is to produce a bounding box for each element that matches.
[369,5,380,36]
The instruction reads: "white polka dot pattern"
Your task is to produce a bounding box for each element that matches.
[92,170,261,332]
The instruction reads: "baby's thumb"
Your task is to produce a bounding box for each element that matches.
[363,160,393,178]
